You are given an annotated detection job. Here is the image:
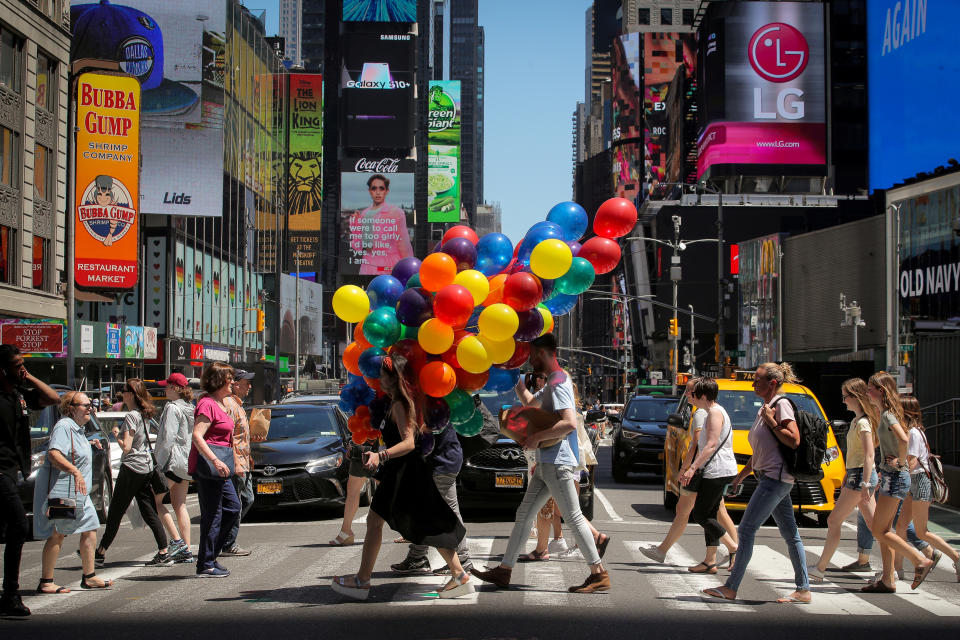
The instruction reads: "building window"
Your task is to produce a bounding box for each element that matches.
[660,8,673,25]
[683,9,695,26]
[638,8,650,25]
[36,50,57,112]
[0,225,13,285]
[0,27,24,93]
[34,143,53,202]
[1,126,20,188]
[32,235,48,290]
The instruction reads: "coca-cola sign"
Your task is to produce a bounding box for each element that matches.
[354,157,402,173]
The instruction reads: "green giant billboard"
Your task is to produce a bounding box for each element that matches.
[427,81,461,223]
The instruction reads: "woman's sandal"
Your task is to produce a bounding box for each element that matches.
[36,578,70,594]
[861,580,896,593]
[518,548,550,562]
[700,587,738,602]
[331,574,371,601]
[724,551,737,572]
[80,573,113,590]
[438,571,475,599]
[394,536,410,544]
[595,534,611,559]
[329,531,355,546]
[688,561,718,574]
[911,560,934,590]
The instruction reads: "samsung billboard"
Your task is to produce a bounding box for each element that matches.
[868,1,957,191]
[697,1,826,178]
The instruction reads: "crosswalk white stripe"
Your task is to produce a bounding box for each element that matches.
[595,489,624,522]
[521,546,571,607]
[747,545,888,615]
[250,543,363,609]
[820,547,960,617]
[387,537,493,606]
[626,540,753,612]
[176,545,299,612]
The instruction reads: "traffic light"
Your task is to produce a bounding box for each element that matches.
[256,309,265,332]
[668,317,678,338]
[587,365,593,376]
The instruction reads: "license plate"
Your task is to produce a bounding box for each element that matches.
[256,481,282,495]
[495,473,524,488]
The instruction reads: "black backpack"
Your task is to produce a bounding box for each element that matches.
[773,396,828,483]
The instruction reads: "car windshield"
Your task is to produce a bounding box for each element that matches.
[625,398,676,422]
[477,390,518,416]
[260,408,341,440]
[97,416,126,442]
[28,406,58,438]
[717,390,824,429]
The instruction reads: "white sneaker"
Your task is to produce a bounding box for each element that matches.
[639,544,666,564]
[529,526,538,540]
[548,538,569,555]
[557,545,583,559]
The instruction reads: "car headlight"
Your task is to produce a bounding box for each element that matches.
[28,452,46,480]
[823,446,840,464]
[305,453,343,474]
[620,429,641,440]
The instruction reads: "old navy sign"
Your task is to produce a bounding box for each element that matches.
[900,260,960,299]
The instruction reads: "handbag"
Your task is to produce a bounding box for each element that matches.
[918,429,950,505]
[686,420,732,493]
[141,412,169,495]
[46,427,78,520]
[193,444,235,480]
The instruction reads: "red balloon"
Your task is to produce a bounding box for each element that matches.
[442,225,479,245]
[577,237,622,275]
[419,361,458,397]
[593,197,638,239]
[389,339,428,373]
[502,272,543,311]
[455,368,489,392]
[498,341,530,369]
[433,284,475,328]
[342,342,363,376]
[353,322,372,350]
[363,376,382,393]
[355,405,370,417]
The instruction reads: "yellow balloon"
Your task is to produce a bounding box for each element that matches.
[478,303,519,341]
[453,269,490,306]
[332,285,370,323]
[538,306,554,336]
[530,239,573,280]
[478,334,515,364]
[456,335,491,374]
[418,318,454,355]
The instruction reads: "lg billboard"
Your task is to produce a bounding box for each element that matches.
[697,1,826,178]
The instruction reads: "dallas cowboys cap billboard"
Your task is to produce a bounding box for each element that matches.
[71,1,199,115]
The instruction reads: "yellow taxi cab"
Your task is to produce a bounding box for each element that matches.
[662,371,845,525]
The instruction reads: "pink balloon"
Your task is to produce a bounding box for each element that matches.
[577,237,622,275]
[593,197,638,239]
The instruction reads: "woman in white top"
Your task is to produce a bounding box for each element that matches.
[809,378,879,581]
[678,378,737,574]
[895,396,960,582]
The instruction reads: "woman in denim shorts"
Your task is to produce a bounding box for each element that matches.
[863,372,935,592]
[895,397,960,582]
[809,378,878,581]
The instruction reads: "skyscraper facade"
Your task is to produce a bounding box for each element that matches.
[300,0,327,71]
[279,0,303,65]
[448,0,483,223]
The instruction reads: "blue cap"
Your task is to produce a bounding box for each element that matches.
[71,1,165,91]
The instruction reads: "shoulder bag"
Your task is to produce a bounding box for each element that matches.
[686,419,732,493]
[193,400,236,480]
[918,429,950,505]
[47,425,78,520]
[141,412,169,495]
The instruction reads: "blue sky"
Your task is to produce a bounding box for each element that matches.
[251,1,589,244]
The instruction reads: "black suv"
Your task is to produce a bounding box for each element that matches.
[612,394,679,482]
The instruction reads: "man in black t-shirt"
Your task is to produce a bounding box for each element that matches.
[0,345,58,616]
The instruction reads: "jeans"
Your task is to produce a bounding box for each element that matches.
[222,473,254,549]
[0,472,29,594]
[407,473,470,564]
[690,475,735,548]
[99,465,166,552]
[726,474,809,593]
[855,501,929,554]
[502,463,600,567]
[195,476,241,571]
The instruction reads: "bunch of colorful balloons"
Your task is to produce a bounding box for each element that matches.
[333,197,637,438]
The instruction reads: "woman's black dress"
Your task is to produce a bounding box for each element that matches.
[370,414,465,549]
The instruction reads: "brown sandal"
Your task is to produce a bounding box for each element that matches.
[912,560,934,590]
[80,573,113,590]
[688,562,718,574]
[518,548,550,562]
[37,579,70,594]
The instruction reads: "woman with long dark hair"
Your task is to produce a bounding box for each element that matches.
[331,355,472,600]
[96,378,172,567]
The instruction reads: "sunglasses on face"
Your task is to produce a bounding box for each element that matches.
[73,402,92,409]
[841,394,852,400]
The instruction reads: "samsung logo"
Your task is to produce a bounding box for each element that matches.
[380,34,411,41]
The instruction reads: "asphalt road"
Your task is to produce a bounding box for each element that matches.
[8,437,960,638]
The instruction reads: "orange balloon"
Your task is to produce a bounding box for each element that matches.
[419,361,457,397]
[419,253,458,292]
[354,322,372,350]
[456,368,489,392]
[363,376,381,393]
[483,274,508,306]
[343,342,363,376]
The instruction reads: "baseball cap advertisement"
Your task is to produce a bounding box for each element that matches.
[696,1,826,178]
[71,1,226,217]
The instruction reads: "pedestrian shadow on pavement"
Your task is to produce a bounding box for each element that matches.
[630,503,674,522]
[666,594,766,606]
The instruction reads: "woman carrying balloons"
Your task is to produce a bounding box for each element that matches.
[331,355,473,600]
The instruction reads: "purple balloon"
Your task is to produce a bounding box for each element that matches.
[566,240,582,256]
[441,237,478,271]
[391,257,422,286]
[395,287,433,327]
[425,396,450,432]
[514,309,545,341]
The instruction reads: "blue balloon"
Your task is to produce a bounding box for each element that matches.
[358,347,387,378]
[338,399,354,415]
[367,275,404,309]
[485,367,521,392]
[476,233,514,276]
[547,202,589,242]
[542,293,578,316]
[540,277,556,302]
[516,222,564,265]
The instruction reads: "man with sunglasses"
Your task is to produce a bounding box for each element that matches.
[0,345,59,616]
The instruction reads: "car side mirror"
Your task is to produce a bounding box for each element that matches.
[608,414,621,424]
[666,413,684,428]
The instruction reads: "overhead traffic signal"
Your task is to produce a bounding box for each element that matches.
[668,317,679,338]
[256,309,265,332]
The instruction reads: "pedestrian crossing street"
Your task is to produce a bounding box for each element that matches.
[18,535,960,617]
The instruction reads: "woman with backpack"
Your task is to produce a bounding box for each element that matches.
[862,372,935,592]
[894,396,960,582]
[153,373,196,564]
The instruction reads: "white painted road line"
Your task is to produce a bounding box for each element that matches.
[595,488,623,522]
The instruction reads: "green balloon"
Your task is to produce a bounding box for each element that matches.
[405,273,422,289]
[555,257,595,295]
[454,408,484,436]
[444,388,475,424]
[400,323,419,341]
[363,307,401,348]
